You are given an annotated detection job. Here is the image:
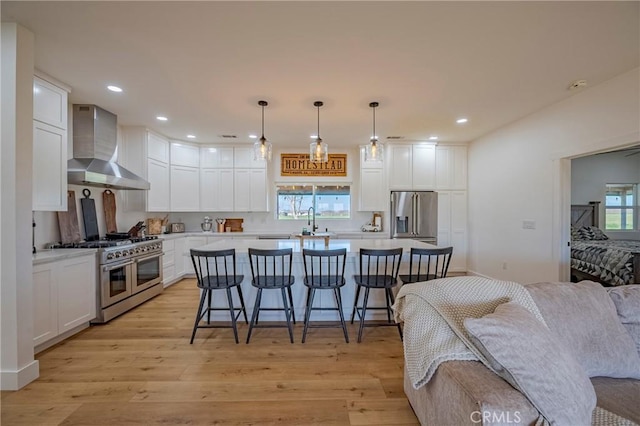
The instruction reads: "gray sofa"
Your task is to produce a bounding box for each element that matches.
[403,282,640,426]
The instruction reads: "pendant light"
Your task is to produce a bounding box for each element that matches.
[309,101,328,163]
[364,101,384,162]
[253,100,272,161]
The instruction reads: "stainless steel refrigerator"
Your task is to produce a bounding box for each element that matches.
[390,191,437,243]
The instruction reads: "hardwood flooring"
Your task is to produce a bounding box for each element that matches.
[1,278,418,425]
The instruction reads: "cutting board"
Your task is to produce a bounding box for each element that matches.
[81,189,100,241]
[225,218,244,232]
[56,190,81,244]
[102,189,117,233]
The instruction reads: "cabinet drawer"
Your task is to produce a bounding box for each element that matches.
[163,250,175,267]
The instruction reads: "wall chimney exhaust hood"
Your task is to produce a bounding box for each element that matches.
[68,105,150,190]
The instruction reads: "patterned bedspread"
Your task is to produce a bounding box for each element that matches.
[571,240,640,286]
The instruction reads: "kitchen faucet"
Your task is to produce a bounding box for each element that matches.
[307,206,318,232]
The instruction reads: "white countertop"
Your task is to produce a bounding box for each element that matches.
[158,230,386,240]
[196,238,436,255]
[33,248,98,265]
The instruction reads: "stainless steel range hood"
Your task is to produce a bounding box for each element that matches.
[68,105,150,190]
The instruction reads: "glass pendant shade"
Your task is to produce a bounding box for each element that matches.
[310,138,328,163]
[364,101,384,162]
[253,100,272,161]
[309,101,328,163]
[364,139,384,162]
[254,137,272,161]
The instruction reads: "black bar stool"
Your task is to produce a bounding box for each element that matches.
[399,247,453,284]
[351,248,403,343]
[246,248,296,343]
[190,248,248,344]
[301,248,349,343]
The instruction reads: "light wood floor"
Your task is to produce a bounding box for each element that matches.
[1,278,418,425]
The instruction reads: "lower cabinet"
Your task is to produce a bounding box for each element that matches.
[33,254,96,350]
[437,191,467,272]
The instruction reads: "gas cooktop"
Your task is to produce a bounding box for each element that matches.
[50,236,158,249]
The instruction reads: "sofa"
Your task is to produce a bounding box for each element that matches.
[395,280,640,426]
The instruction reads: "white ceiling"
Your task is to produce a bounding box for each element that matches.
[2,1,639,148]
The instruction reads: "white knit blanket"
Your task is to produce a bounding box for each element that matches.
[392,276,545,389]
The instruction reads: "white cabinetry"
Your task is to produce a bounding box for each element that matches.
[184,236,208,274]
[388,144,436,190]
[201,168,235,211]
[32,75,69,211]
[147,158,170,211]
[358,146,386,211]
[32,254,96,350]
[234,169,268,212]
[120,128,171,212]
[436,145,467,190]
[170,143,200,212]
[437,191,467,272]
[174,237,186,277]
[170,165,200,211]
[200,146,235,212]
[162,239,176,286]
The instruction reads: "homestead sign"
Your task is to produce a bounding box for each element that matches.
[280,153,347,177]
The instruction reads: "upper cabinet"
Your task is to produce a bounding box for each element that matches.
[234,146,266,169]
[436,145,467,190]
[200,146,233,168]
[33,76,68,130]
[120,127,171,212]
[32,75,69,211]
[358,146,386,211]
[388,144,436,190]
[388,143,466,191]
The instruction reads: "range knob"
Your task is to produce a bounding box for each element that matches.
[114,251,121,258]
[106,253,114,260]
[121,249,129,257]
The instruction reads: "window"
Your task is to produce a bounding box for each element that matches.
[604,184,637,230]
[277,185,350,220]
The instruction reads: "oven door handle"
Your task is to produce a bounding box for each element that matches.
[102,261,134,272]
[135,253,162,263]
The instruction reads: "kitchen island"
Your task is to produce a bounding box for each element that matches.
[193,238,438,322]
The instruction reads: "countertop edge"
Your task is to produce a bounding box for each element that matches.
[33,249,98,265]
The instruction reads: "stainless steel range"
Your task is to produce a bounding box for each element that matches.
[53,237,163,323]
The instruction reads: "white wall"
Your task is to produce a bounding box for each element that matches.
[1,23,39,390]
[572,150,640,240]
[468,68,640,283]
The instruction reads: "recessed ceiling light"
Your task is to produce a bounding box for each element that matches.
[249,134,257,139]
[107,85,122,93]
[156,116,168,121]
[429,136,438,140]
[187,134,196,139]
[456,118,468,124]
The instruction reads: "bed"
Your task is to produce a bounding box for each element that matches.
[571,202,640,286]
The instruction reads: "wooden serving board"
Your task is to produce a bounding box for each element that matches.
[147,218,163,235]
[103,189,117,233]
[225,218,244,232]
[57,190,81,244]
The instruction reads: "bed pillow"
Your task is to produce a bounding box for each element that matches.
[577,225,609,240]
[527,281,640,379]
[607,285,640,356]
[571,225,582,240]
[464,302,596,425]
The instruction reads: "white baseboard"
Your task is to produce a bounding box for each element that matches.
[0,359,39,390]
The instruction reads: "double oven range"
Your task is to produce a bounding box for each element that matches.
[53,236,163,323]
